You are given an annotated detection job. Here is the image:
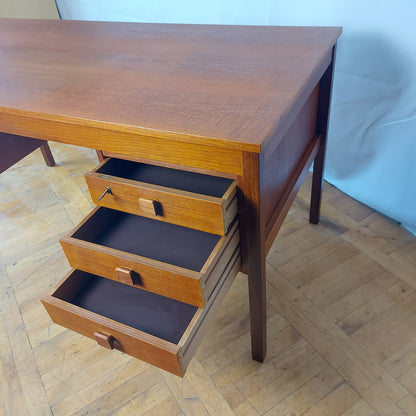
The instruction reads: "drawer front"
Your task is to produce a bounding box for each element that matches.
[42,249,240,377]
[42,294,183,375]
[85,158,238,235]
[60,207,240,307]
[60,238,204,306]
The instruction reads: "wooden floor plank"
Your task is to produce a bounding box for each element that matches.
[140,396,183,416]
[263,367,343,416]
[162,369,210,416]
[310,254,385,310]
[337,280,414,335]
[234,337,311,399]
[201,312,289,377]
[206,324,303,405]
[383,338,416,379]
[233,401,260,416]
[324,269,397,322]
[0,254,52,416]
[184,360,236,416]
[398,394,416,416]
[285,238,359,292]
[339,399,379,416]
[247,351,326,414]
[51,359,152,416]
[399,364,416,396]
[107,380,172,416]
[265,266,407,412]
[1,352,31,416]
[300,382,361,416]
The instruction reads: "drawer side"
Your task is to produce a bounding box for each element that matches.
[179,248,241,372]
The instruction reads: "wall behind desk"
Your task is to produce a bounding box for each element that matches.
[0,0,59,18]
[56,0,416,236]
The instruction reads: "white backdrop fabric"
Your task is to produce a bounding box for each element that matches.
[56,0,416,236]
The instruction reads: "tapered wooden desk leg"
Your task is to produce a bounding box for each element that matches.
[40,142,55,167]
[238,152,267,362]
[310,46,336,224]
[247,243,267,362]
[310,139,325,224]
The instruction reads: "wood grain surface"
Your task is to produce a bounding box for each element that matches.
[0,19,341,153]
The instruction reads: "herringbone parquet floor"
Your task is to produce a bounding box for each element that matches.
[1,142,416,416]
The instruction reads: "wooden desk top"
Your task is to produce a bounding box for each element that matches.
[0,19,341,153]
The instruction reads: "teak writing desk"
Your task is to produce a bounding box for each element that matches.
[0,19,341,375]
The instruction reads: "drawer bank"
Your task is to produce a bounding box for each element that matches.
[43,157,240,376]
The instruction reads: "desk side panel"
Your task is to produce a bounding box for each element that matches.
[263,84,320,248]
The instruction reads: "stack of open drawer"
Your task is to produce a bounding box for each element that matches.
[42,157,241,376]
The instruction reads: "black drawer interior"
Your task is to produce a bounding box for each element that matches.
[72,207,221,271]
[97,158,233,198]
[56,270,197,344]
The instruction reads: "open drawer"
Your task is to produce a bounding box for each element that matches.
[60,207,240,307]
[85,158,238,235]
[42,247,240,376]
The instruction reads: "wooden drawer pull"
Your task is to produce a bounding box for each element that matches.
[139,198,160,216]
[94,332,114,350]
[115,267,137,285]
